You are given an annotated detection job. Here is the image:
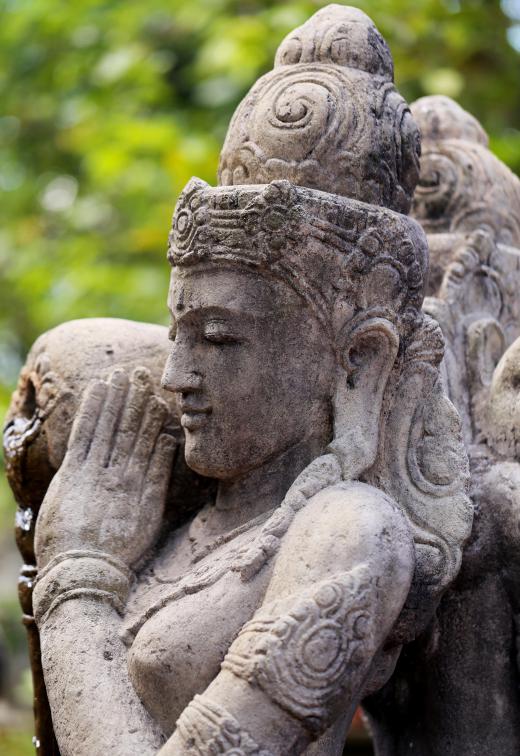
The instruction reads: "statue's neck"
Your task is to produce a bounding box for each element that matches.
[209,436,325,535]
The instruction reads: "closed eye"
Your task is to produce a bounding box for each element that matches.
[203,320,242,345]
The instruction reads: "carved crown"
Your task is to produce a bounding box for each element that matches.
[171,6,429,339]
[168,178,428,340]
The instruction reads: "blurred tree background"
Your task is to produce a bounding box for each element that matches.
[0,0,519,752]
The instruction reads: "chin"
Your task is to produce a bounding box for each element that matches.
[183,432,265,481]
[183,435,235,480]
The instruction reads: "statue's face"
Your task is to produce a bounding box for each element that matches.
[162,266,334,479]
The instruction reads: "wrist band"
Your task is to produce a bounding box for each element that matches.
[176,695,273,756]
[33,550,132,626]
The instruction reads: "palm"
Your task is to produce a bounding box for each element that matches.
[35,368,176,569]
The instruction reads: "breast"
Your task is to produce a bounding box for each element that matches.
[127,561,270,735]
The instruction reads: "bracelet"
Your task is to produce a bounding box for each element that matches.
[33,550,133,626]
[222,564,374,735]
[176,695,273,756]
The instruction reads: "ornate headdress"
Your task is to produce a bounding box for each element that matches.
[169,5,427,341]
[168,178,427,342]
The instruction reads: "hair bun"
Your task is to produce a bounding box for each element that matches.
[274,4,393,80]
[219,4,419,214]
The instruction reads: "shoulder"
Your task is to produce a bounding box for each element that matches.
[266,480,414,597]
[291,480,410,546]
[481,461,520,547]
[477,461,520,604]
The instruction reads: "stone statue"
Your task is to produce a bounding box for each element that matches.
[363,96,520,756]
[4,8,473,755]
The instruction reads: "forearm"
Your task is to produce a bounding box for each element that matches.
[29,368,176,755]
[34,552,165,756]
[39,598,165,756]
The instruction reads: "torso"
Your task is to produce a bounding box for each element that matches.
[124,481,413,752]
[124,508,276,734]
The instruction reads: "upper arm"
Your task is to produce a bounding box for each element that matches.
[483,462,520,606]
[215,483,413,748]
[264,480,415,615]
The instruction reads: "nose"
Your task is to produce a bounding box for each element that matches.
[161,350,203,394]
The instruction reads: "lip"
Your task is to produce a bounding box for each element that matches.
[179,405,212,431]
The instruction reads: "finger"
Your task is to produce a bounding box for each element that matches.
[146,433,177,491]
[88,370,129,465]
[110,367,151,469]
[140,433,177,520]
[127,396,168,487]
[67,380,107,462]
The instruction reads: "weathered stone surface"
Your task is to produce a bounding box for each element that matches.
[4,9,476,756]
[218,4,421,214]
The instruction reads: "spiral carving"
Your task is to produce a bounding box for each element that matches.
[242,67,363,177]
[269,84,313,127]
[413,152,459,220]
[218,6,419,212]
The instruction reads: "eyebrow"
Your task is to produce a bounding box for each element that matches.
[168,304,261,323]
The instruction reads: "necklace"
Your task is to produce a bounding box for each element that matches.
[188,506,277,563]
[122,453,342,646]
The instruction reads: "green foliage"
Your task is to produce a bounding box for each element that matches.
[0,0,518,733]
[0,729,35,756]
[0,0,519,375]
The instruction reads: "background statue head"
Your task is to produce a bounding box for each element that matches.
[411,94,520,250]
[412,97,520,445]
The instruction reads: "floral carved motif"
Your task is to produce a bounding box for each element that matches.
[176,696,273,756]
[223,564,374,734]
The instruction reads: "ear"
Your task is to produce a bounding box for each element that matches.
[328,316,399,479]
